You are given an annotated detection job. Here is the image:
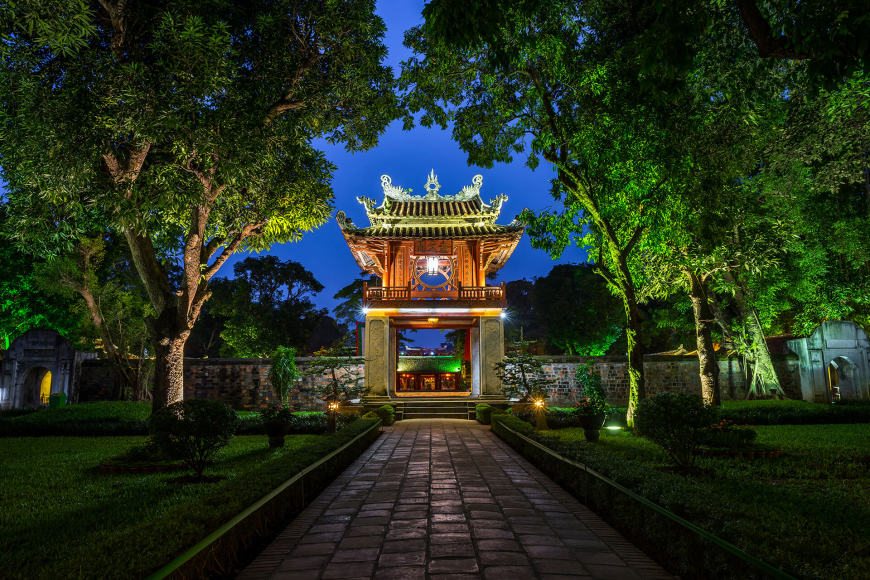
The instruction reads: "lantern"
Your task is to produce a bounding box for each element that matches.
[426,256,439,276]
[324,392,341,434]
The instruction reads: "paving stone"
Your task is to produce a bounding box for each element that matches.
[373,567,426,580]
[277,555,329,571]
[482,566,537,579]
[475,539,521,551]
[429,558,480,574]
[479,551,530,566]
[322,561,375,578]
[378,551,427,567]
[430,543,477,558]
[331,547,380,562]
[523,545,578,560]
[339,536,384,549]
[291,542,337,556]
[472,528,515,539]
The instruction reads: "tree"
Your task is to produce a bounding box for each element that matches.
[401,0,695,421]
[503,278,548,352]
[34,236,154,401]
[332,274,379,331]
[493,329,555,401]
[0,235,83,351]
[532,264,624,356]
[0,1,398,410]
[304,341,366,401]
[208,256,329,357]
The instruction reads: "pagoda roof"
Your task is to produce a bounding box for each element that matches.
[336,171,525,234]
[336,171,526,276]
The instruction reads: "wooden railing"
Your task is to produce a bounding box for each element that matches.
[363,281,505,303]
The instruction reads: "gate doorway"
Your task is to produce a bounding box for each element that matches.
[395,326,472,397]
[21,366,51,407]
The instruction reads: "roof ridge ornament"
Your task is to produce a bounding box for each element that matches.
[378,172,486,203]
[423,169,442,198]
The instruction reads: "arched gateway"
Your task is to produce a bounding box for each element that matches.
[337,171,525,403]
[0,329,96,409]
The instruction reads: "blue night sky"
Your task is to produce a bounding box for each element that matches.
[2,1,589,347]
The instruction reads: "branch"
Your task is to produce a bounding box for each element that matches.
[734,0,811,59]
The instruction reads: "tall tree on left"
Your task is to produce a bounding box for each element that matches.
[0,0,398,410]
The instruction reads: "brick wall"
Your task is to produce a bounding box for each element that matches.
[183,357,364,411]
[539,355,801,406]
[77,354,800,408]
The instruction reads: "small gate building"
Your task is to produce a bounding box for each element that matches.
[337,171,525,405]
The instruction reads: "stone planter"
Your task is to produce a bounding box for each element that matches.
[579,414,606,442]
[264,421,291,448]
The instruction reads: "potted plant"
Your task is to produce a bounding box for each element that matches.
[259,404,294,447]
[575,397,608,441]
[574,362,609,441]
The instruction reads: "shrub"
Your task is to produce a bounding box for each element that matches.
[634,392,718,469]
[575,362,606,401]
[259,404,295,424]
[701,419,757,449]
[268,346,299,406]
[513,407,579,429]
[719,399,870,425]
[370,405,395,426]
[362,411,379,419]
[475,404,493,424]
[0,406,39,419]
[149,399,241,477]
[287,411,359,434]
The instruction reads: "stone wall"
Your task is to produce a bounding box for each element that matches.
[183,357,364,411]
[76,354,800,409]
[539,355,801,406]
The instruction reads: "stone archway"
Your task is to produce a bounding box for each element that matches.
[0,329,96,409]
[828,356,860,400]
[20,366,52,407]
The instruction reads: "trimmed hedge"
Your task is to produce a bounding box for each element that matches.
[718,399,870,425]
[512,406,581,429]
[0,403,361,437]
[0,401,151,436]
[370,405,395,426]
[491,413,870,580]
[476,404,492,424]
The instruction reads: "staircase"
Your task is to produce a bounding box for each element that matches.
[392,400,477,420]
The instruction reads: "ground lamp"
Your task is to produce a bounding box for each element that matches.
[533,397,548,430]
[325,392,341,434]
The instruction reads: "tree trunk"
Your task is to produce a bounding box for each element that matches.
[622,284,646,426]
[685,270,720,407]
[147,308,191,409]
[721,271,784,399]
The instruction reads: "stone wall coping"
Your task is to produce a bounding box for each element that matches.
[184,356,365,366]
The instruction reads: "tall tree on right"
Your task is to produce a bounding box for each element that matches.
[401,1,698,422]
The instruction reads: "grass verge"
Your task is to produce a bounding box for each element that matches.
[0,418,380,580]
[492,414,870,580]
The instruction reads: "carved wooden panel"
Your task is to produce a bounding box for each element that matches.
[414,240,453,255]
[460,245,474,286]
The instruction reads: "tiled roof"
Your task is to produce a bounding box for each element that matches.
[383,199,485,217]
[346,224,523,240]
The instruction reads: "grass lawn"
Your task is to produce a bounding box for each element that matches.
[0,428,364,580]
[530,422,870,579]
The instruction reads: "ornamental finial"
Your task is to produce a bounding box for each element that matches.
[423,169,441,197]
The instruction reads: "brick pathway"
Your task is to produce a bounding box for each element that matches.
[238,419,673,580]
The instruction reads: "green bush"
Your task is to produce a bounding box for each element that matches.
[149,400,240,477]
[0,406,39,419]
[362,411,379,419]
[287,411,359,434]
[700,419,758,449]
[634,392,718,469]
[513,406,580,429]
[576,362,606,400]
[719,399,870,425]
[371,405,395,426]
[475,403,493,424]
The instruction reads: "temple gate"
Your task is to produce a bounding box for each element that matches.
[337,171,525,403]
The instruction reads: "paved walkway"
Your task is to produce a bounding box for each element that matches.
[238,420,673,580]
